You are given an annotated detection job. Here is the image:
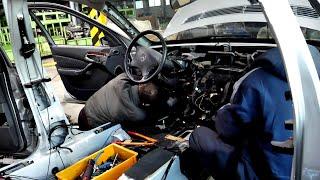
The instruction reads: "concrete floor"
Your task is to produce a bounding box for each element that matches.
[44,59,84,123]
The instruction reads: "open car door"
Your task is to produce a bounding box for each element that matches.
[0,47,27,153]
[29,3,127,101]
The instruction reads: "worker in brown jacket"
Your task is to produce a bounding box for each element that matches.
[78,73,158,130]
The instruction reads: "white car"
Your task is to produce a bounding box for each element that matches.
[0,0,319,179]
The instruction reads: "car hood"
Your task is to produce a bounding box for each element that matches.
[163,0,320,38]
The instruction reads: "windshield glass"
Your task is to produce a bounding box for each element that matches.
[172,22,320,41]
[109,0,320,42]
[109,0,174,41]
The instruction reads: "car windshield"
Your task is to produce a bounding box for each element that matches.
[169,22,320,41]
[109,0,320,42]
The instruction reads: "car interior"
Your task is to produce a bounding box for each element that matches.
[0,0,319,178]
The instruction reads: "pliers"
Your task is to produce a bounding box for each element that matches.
[115,131,157,147]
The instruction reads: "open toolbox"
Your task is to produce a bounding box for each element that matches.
[56,143,138,180]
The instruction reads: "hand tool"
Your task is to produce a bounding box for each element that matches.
[115,131,157,147]
[111,153,119,167]
[81,151,104,179]
[81,159,95,180]
[127,131,157,143]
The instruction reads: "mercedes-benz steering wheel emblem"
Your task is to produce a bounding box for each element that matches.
[140,54,146,62]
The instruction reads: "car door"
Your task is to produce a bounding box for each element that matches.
[0,47,27,153]
[28,3,127,101]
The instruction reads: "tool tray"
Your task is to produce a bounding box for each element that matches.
[56,143,138,180]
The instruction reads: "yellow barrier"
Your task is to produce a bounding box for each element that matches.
[88,9,107,46]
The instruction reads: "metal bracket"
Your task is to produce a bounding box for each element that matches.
[23,78,51,88]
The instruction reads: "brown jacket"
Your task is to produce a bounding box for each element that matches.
[84,73,146,128]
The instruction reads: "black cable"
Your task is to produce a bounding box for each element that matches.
[69,125,83,136]
[65,123,83,136]
[49,123,76,152]
[31,3,56,178]
[161,155,176,180]
[56,148,66,169]
[45,109,52,180]
[48,124,68,141]
[46,89,52,179]
[51,73,59,80]
[101,128,117,149]
[50,123,82,139]
[57,146,73,153]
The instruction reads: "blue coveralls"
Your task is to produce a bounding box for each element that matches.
[189,45,320,179]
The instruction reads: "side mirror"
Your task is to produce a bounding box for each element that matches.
[170,0,191,10]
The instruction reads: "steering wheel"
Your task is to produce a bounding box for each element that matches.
[124,30,167,83]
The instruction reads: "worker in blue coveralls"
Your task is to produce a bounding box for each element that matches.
[188,45,320,179]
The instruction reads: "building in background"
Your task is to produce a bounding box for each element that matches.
[135,0,175,30]
[109,0,175,30]
[28,0,175,30]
